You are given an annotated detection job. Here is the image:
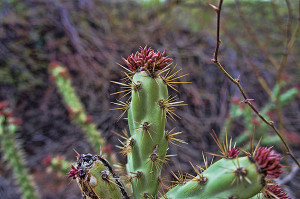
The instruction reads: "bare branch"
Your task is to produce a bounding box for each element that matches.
[210,0,300,167]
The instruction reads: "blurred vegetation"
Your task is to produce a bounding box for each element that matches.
[0,0,299,198]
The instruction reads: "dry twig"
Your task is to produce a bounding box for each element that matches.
[209,0,300,167]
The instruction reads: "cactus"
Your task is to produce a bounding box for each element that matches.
[42,155,72,175]
[165,132,284,199]
[49,62,105,151]
[68,153,129,198]
[115,46,176,198]
[0,102,39,199]
[49,62,118,164]
[67,47,290,199]
[220,85,299,147]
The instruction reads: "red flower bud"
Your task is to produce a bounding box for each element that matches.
[123,46,172,72]
[67,165,80,179]
[255,147,282,178]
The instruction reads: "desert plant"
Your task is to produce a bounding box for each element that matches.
[68,47,290,199]
[0,101,39,199]
[220,84,299,146]
[49,62,116,163]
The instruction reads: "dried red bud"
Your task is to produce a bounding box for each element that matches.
[255,147,282,178]
[85,115,93,123]
[67,107,74,120]
[123,46,172,72]
[0,101,8,110]
[42,155,53,167]
[264,184,291,199]
[9,118,22,126]
[49,61,61,71]
[3,111,14,118]
[67,165,81,179]
[228,147,240,158]
[57,68,70,79]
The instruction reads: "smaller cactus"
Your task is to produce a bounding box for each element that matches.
[220,85,299,147]
[42,155,72,175]
[49,62,118,164]
[0,102,39,199]
[68,153,129,199]
[49,62,105,151]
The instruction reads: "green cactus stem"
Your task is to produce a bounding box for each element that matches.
[49,62,118,163]
[165,157,263,199]
[112,46,186,198]
[165,142,284,199]
[126,70,169,198]
[42,155,72,175]
[68,153,129,199]
[0,104,39,199]
[220,85,298,146]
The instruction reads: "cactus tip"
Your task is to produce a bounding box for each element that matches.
[67,164,81,179]
[254,147,282,178]
[42,155,53,167]
[123,46,173,73]
[264,184,291,199]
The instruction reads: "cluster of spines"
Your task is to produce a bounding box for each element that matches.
[0,101,39,199]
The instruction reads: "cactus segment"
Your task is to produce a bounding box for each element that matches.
[126,71,169,198]
[0,107,39,199]
[49,63,107,154]
[165,157,263,199]
[69,153,129,199]
[220,85,298,147]
[42,155,72,175]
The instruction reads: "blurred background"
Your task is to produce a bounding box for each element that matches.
[0,0,300,198]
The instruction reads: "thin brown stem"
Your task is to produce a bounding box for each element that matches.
[210,0,300,167]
